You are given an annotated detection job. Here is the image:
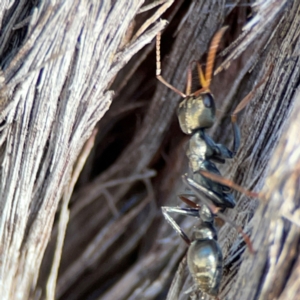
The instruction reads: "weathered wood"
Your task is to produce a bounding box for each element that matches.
[2,0,300,299]
[46,0,300,299]
[0,1,169,299]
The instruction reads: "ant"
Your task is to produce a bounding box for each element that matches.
[156,27,267,296]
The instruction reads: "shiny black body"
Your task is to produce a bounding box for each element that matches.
[161,92,240,295]
[157,27,242,296]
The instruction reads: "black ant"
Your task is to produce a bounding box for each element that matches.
[156,27,267,296]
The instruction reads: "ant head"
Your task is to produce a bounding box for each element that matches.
[156,27,227,134]
[175,27,228,134]
[177,93,216,134]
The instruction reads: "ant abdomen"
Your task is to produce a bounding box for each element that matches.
[187,238,223,296]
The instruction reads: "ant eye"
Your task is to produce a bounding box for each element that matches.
[203,93,214,108]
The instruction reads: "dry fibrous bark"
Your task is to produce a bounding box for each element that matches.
[1,0,300,300]
[0,0,170,299]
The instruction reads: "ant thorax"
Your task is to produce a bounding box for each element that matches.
[186,130,235,207]
[187,130,215,172]
[177,93,216,134]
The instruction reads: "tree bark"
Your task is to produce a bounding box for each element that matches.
[1,0,300,300]
[0,1,169,299]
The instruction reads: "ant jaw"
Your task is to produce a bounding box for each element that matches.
[192,87,211,98]
[185,62,211,98]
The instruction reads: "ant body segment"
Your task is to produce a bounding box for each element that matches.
[157,27,260,296]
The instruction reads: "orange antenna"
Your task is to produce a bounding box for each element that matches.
[193,26,228,96]
[156,27,227,98]
[205,26,228,89]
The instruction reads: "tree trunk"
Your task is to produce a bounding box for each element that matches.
[0,1,168,299]
[1,0,299,300]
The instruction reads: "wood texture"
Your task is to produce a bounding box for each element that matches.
[1,0,300,300]
[0,1,169,299]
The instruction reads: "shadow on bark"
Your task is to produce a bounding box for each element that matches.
[0,1,299,300]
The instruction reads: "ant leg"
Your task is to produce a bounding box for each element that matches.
[162,206,199,218]
[231,65,273,151]
[231,120,241,155]
[178,194,199,208]
[231,70,271,123]
[199,170,259,198]
[179,194,217,224]
[156,33,186,98]
[183,172,235,209]
[184,176,255,254]
[185,175,232,214]
[161,206,199,245]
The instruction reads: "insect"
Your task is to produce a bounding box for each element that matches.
[156,27,261,296]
